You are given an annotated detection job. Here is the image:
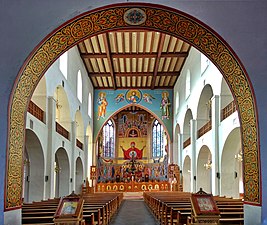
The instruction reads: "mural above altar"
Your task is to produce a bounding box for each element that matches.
[95,88,173,189]
[94,89,173,141]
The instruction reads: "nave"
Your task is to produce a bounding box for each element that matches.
[21,190,244,225]
[109,198,158,225]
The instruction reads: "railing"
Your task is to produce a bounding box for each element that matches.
[183,137,191,149]
[197,120,212,138]
[56,122,69,140]
[221,100,237,121]
[28,101,44,123]
[76,139,83,150]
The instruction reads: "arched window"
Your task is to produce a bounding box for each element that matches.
[88,92,92,118]
[59,52,68,79]
[103,120,115,158]
[186,69,191,99]
[152,119,164,158]
[77,70,82,102]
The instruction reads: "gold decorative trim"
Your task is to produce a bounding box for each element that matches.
[5,4,260,209]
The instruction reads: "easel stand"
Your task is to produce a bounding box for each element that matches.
[189,188,220,225]
[54,191,85,225]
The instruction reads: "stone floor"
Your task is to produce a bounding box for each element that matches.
[109,199,159,225]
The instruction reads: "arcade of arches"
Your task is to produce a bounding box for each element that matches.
[3,3,261,225]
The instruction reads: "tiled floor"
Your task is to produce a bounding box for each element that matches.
[109,199,159,225]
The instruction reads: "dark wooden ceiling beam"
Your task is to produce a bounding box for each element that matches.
[151,33,166,89]
[89,71,180,77]
[103,33,117,89]
[80,52,188,59]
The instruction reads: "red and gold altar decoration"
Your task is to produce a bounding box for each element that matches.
[96,181,170,192]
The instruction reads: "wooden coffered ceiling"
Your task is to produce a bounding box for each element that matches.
[78,30,190,90]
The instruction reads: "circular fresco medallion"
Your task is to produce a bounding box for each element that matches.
[126,89,142,104]
[124,8,147,25]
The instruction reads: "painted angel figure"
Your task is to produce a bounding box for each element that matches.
[143,93,155,104]
[114,93,125,103]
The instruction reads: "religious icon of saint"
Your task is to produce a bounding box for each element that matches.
[61,201,77,215]
[160,91,171,119]
[97,92,108,120]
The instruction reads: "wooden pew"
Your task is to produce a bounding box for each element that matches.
[22,192,123,225]
[143,191,244,225]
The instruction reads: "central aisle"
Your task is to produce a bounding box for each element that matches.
[109,199,158,225]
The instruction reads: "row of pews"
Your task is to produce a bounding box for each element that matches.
[143,192,244,225]
[22,192,123,225]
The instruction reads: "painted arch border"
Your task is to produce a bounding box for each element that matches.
[95,103,172,149]
[5,3,260,209]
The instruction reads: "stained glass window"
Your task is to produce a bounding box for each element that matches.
[152,119,164,158]
[103,120,115,158]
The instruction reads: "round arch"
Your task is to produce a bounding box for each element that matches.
[75,157,84,194]
[5,3,259,209]
[197,145,212,193]
[24,129,45,202]
[75,110,85,145]
[55,147,70,197]
[173,123,181,165]
[182,155,191,192]
[183,109,193,144]
[54,85,71,132]
[95,103,171,145]
[196,84,213,131]
[221,127,242,199]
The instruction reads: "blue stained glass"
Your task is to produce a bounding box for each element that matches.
[152,119,164,158]
[103,120,115,158]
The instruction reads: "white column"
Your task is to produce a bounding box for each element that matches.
[92,141,97,189]
[84,135,89,179]
[178,133,183,185]
[169,142,174,163]
[92,141,97,166]
[190,119,197,193]
[45,96,56,199]
[178,133,183,168]
[70,121,77,192]
[211,95,220,195]
[172,133,179,165]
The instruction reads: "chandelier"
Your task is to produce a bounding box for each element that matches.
[235,151,243,162]
[204,159,212,170]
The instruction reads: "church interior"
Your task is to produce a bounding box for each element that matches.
[22,24,243,225]
[2,2,266,225]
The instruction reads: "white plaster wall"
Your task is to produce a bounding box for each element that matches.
[25,46,93,200]
[173,47,241,196]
